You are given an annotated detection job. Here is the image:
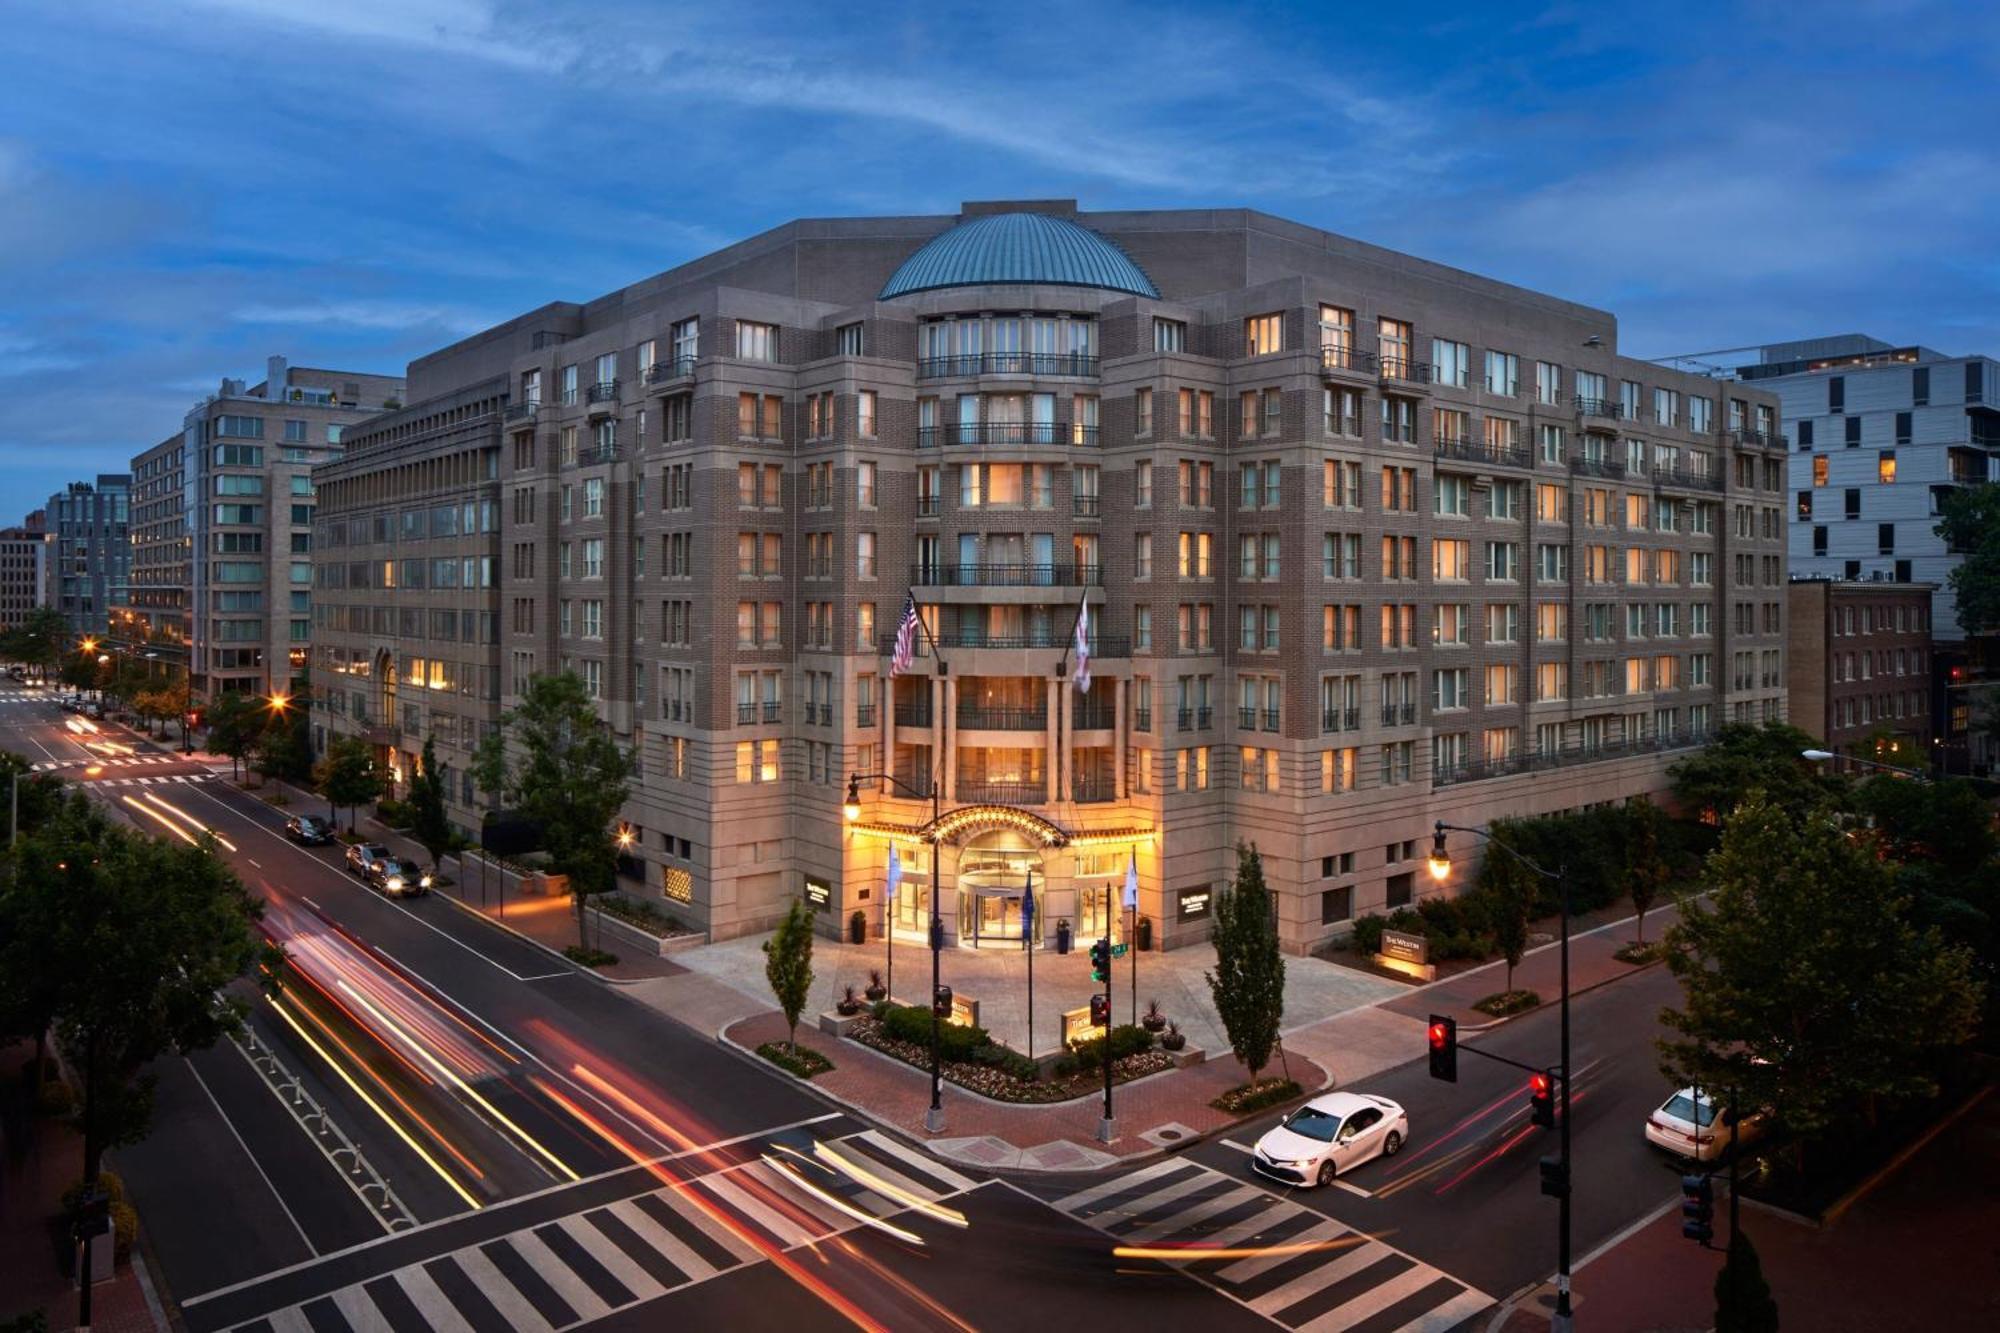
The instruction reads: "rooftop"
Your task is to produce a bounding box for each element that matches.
[879,211,1159,301]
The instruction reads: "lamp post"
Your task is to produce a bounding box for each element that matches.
[1799,747,1930,783]
[1429,819,1573,1333]
[845,770,948,1132]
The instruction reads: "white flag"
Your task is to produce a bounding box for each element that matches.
[885,845,902,903]
[1123,851,1138,910]
[1073,600,1091,692]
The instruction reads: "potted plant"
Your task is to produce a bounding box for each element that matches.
[1142,999,1168,1033]
[848,908,867,945]
[1160,1021,1186,1052]
[836,984,863,1017]
[864,968,887,1003]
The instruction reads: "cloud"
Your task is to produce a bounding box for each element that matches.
[232,300,499,335]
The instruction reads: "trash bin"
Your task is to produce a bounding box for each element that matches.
[1136,914,1153,952]
[1056,919,1072,955]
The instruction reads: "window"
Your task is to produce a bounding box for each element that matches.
[1434,475,1470,517]
[1486,541,1519,581]
[1136,460,1152,507]
[1324,387,1362,437]
[1380,396,1416,443]
[736,321,777,361]
[1486,351,1520,396]
[1379,318,1413,377]
[1244,313,1284,356]
[1434,603,1470,646]
[836,322,863,356]
[857,460,877,507]
[1432,538,1471,581]
[1135,387,1153,437]
[1319,305,1354,363]
[1154,318,1186,352]
[1813,456,1829,486]
[857,532,877,578]
[1536,361,1562,405]
[1878,451,1896,484]
[1433,339,1470,388]
[858,390,877,438]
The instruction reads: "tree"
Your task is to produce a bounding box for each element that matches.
[5,607,69,681]
[407,735,456,869]
[205,691,263,781]
[1934,482,2000,636]
[1658,793,1983,1169]
[1205,844,1287,1083]
[314,735,382,832]
[1851,774,1996,879]
[1714,1230,1780,1333]
[473,672,634,951]
[763,897,816,1053]
[1624,796,1673,944]
[0,780,96,1099]
[1483,849,1535,993]
[1669,722,1844,825]
[252,721,307,788]
[2,802,271,1222]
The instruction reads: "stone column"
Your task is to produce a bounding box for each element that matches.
[1114,676,1127,798]
[1045,678,1061,804]
[940,675,956,802]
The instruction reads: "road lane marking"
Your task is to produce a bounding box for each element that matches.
[182,1055,319,1256]
[1220,1138,1253,1155]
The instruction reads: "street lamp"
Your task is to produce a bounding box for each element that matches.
[844,769,948,1132]
[1431,819,1574,1333]
[1800,747,1930,782]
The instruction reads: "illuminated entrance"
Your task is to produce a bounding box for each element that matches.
[956,828,1044,946]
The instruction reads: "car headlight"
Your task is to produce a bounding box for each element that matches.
[419,874,434,888]
[386,876,403,889]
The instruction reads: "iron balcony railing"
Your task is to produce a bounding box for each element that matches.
[1133,708,1152,732]
[763,701,781,723]
[578,445,622,465]
[1379,357,1433,385]
[1573,396,1623,420]
[586,380,620,404]
[956,705,1047,731]
[1238,706,1257,730]
[1652,464,1723,492]
[1730,428,1788,450]
[916,352,1099,379]
[1380,703,1418,726]
[1433,728,1716,788]
[955,780,1046,805]
[855,704,877,728]
[916,497,939,517]
[1320,345,1378,375]
[1073,705,1114,730]
[1321,707,1360,733]
[893,702,933,727]
[877,630,1130,655]
[908,562,1102,587]
[735,703,757,725]
[1570,455,1628,480]
[1074,778,1117,804]
[1263,707,1280,731]
[916,422,1083,448]
[645,357,696,384]
[1073,496,1100,517]
[503,400,540,422]
[1176,706,1213,731]
[1436,438,1533,469]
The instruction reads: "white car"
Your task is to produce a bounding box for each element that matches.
[1251,1091,1408,1187]
[1644,1087,1766,1163]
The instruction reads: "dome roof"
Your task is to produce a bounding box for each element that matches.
[880,212,1159,300]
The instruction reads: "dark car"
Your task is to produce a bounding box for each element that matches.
[368,857,432,897]
[285,815,333,845]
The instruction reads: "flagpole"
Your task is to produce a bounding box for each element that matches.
[1024,869,1035,1062]
[1127,848,1139,1026]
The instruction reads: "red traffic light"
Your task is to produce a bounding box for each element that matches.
[1428,1022,1447,1048]
[1426,1014,1457,1081]
[1530,1072,1550,1094]
[1529,1071,1555,1128]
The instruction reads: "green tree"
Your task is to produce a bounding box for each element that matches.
[3,802,272,1221]
[1934,482,2000,636]
[6,607,69,681]
[314,735,383,833]
[0,778,94,1098]
[407,735,456,869]
[1851,774,1995,879]
[1659,793,1983,1168]
[1624,796,1674,944]
[473,672,634,951]
[1482,850,1535,993]
[763,897,816,1053]
[1205,844,1287,1083]
[1669,722,1843,825]
[205,691,263,782]
[252,720,306,787]
[1714,1230,1780,1333]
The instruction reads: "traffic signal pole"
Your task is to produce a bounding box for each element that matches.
[1099,936,1114,1144]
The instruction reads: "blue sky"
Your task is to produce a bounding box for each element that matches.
[3,0,1997,519]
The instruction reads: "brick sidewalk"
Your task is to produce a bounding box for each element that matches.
[724,1010,1328,1171]
[1378,906,1671,1030]
[0,1043,165,1333]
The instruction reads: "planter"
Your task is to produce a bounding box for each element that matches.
[1166,1043,1204,1070]
[818,1009,867,1038]
[864,986,887,1003]
[1142,1016,1167,1034]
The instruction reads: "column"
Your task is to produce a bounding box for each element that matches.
[877,669,891,794]
[1045,678,1060,804]
[1060,678,1075,803]
[1114,676,1127,798]
[940,675,956,802]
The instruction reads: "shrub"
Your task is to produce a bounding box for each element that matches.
[877,1002,990,1061]
[1065,1023,1154,1073]
[596,895,679,933]
[1212,1077,1303,1114]
[61,1171,127,1212]
[1472,988,1542,1017]
[1351,913,1386,955]
[36,1078,74,1119]
[375,798,412,828]
[756,1041,833,1079]
[563,945,618,967]
[111,1200,138,1263]
[967,1042,1039,1081]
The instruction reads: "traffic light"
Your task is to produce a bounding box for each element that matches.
[1089,993,1110,1027]
[1680,1173,1715,1245]
[1538,1155,1569,1199]
[1427,1014,1457,1082]
[1089,938,1110,983]
[932,985,953,1019]
[1529,1071,1555,1128]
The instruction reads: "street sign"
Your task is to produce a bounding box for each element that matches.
[1110,942,1129,958]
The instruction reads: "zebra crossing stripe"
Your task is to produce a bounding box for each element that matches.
[1242,1233,1391,1312]
[695,1166,831,1249]
[446,1245,550,1333]
[506,1229,613,1324]
[389,1265,476,1333]
[553,1215,666,1304]
[1116,1182,1267,1245]
[1217,1215,1353,1285]
[1053,1157,1186,1214]
[848,1129,978,1194]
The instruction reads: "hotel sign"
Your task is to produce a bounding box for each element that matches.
[803,876,831,911]
[1381,929,1429,966]
[1176,886,1212,922]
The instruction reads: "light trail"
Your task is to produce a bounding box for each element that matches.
[1115,1230,1382,1263]
[137,792,238,851]
[122,794,201,845]
[810,1141,967,1229]
[763,1152,924,1246]
[264,995,483,1211]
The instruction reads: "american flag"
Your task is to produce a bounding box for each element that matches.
[890,593,920,677]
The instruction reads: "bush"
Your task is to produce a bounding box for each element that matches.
[1472,988,1541,1017]
[563,945,618,967]
[61,1171,127,1212]
[876,1002,991,1061]
[1065,1023,1154,1073]
[756,1041,833,1079]
[374,797,412,828]
[1615,940,1666,964]
[1,1311,50,1333]
[1351,913,1386,956]
[595,895,681,934]
[1212,1077,1303,1115]
[35,1077,74,1119]
[967,1042,1039,1081]
[111,1200,138,1263]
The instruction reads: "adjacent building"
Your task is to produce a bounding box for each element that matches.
[45,476,130,639]
[313,200,1787,953]
[1785,577,1934,763]
[0,522,50,631]
[115,357,405,695]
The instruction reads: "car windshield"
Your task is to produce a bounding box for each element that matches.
[1280,1107,1343,1142]
[392,861,419,875]
[1663,1093,1717,1126]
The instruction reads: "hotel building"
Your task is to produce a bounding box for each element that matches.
[312,201,1786,952]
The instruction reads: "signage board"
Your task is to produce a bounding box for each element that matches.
[1176,886,1212,922]
[1381,929,1429,966]
[803,876,831,911]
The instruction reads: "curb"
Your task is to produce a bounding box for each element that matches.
[1455,956,1667,1034]
[427,887,640,988]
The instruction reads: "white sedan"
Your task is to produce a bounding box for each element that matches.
[1644,1087,1766,1162]
[1251,1091,1408,1188]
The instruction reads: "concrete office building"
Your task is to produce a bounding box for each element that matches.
[0,524,51,631]
[45,476,130,640]
[1786,577,1934,763]
[116,357,405,695]
[313,201,1786,953]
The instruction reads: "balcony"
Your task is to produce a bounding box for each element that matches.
[908,562,1101,588]
[893,702,933,728]
[1319,346,1378,377]
[1176,706,1213,731]
[955,780,1047,805]
[764,701,781,723]
[1238,706,1257,730]
[918,422,1069,448]
[916,497,939,517]
[585,381,620,414]
[1073,495,1101,517]
[1380,703,1417,726]
[879,629,1129,656]
[1730,428,1788,450]
[1074,777,1117,804]
[916,352,1099,379]
[1652,463,1723,492]
[1322,707,1360,733]
[503,400,541,423]
[644,357,696,388]
[1134,708,1152,733]
[1263,707,1281,731]
[1073,704,1114,730]
[579,444,622,466]
[856,704,877,728]
[1380,357,1432,386]
[1433,727,1716,788]
[1435,438,1532,469]
[1574,396,1622,421]
[736,703,757,725]
[956,705,1046,731]
[1569,455,1628,480]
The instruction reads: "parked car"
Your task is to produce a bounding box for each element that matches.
[368,856,432,897]
[1644,1087,1766,1163]
[285,815,333,846]
[1251,1091,1408,1187]
[83,702,104,720]
[345,842,392,879]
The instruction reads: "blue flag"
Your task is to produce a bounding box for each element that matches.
[1123,851,1139,911]
[885,845,902,904]
[1022,871,1036,936]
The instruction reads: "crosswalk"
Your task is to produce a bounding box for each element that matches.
[23,754,216,787]
[1052,1159,1491,1333]
[31,754,190,770]
[223,1129,978,1333]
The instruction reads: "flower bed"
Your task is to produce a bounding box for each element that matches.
[757,1041,834,1079]
[1212,1077,1303,1115]
[1472,988,1542,1017]
[594,894,697,937]
[847,1016,1172,1104]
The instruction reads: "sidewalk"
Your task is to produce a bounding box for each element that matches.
[0,1043,166,1333]
[1377,907,1666,1031]
[1498,1086,2000,1332]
